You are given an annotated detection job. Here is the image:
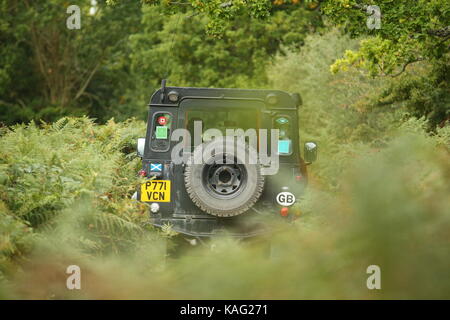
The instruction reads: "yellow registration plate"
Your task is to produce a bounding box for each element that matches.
[141,180,171,202]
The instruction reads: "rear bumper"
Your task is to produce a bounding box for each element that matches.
[150,216,270,238]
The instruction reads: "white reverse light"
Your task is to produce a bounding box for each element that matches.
[150,203,160,213]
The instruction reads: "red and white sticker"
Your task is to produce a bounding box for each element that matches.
[157,116,167,125]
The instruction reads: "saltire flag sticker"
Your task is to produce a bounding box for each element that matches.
[150,163,162,172]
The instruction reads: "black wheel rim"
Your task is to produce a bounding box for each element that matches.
[202,154,247,198]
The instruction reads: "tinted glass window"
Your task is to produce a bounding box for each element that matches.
[186,107,260,148]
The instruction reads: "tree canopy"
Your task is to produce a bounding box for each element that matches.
[1,0,448,126]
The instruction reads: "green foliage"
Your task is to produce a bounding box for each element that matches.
[0,117,151,276]
[269,30,394,188]
[127,4,322,92]
[375,59,450,129]
[3,119,449,299]
[323,0,449,74]
[1,1,322,125]
[0,0,142,124]
[269,29,449,191]
[106,1,450,127]
[108,0,321,35]
[322,0,449,128]
[0,210,35,276]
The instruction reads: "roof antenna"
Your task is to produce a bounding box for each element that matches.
[160,79,167,103]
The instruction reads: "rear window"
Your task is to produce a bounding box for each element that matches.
[186,107,260,147]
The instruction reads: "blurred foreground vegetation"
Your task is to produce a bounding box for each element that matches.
[1,113,449,299]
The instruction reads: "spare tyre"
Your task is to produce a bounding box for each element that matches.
[184,137,264,217]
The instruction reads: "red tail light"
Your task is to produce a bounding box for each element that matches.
[280,207,289,217]
[295,175,302,182]
[138,170,147,177]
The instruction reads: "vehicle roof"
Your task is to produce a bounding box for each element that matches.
[149,86,298,109]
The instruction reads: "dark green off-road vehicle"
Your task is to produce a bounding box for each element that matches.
[135,81,317,238]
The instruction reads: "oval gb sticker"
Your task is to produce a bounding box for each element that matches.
[276,192,296,206]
